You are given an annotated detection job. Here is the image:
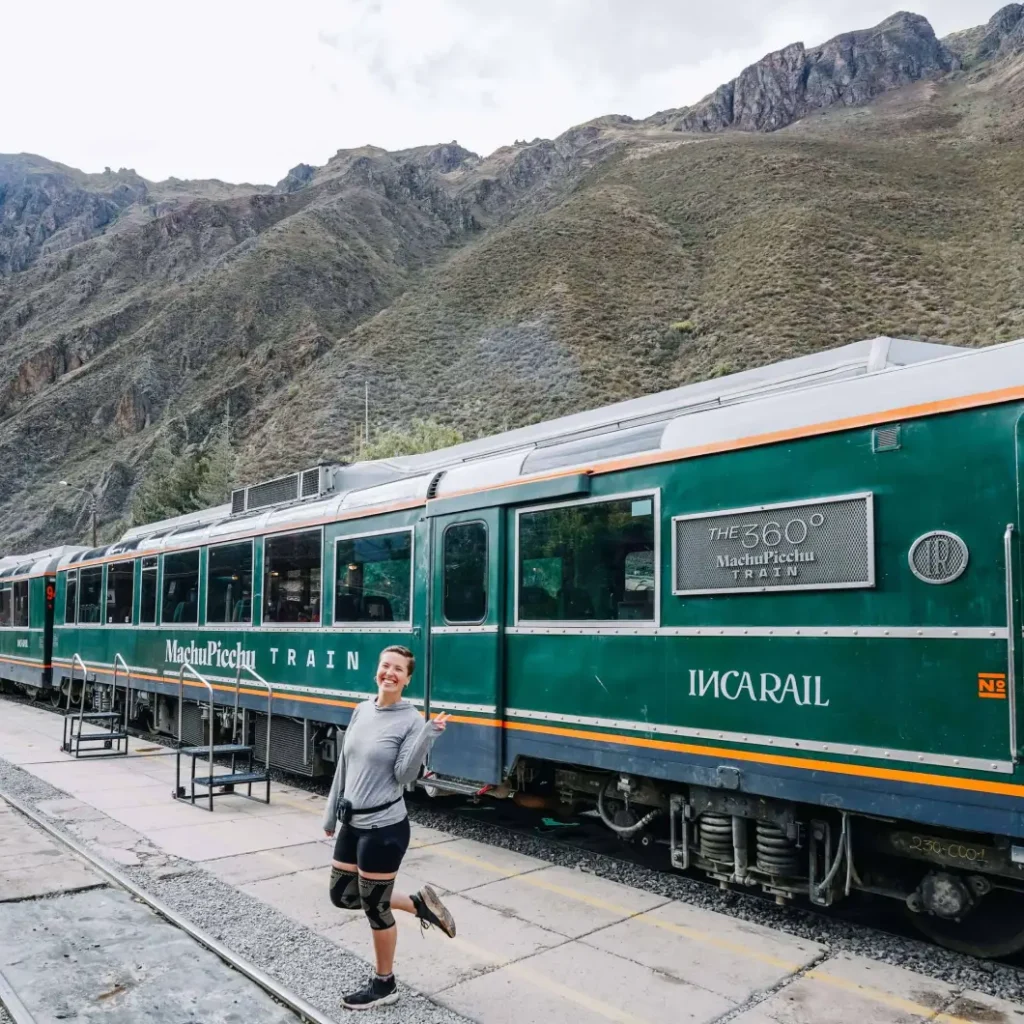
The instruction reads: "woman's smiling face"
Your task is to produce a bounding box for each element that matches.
[376,649,411,695]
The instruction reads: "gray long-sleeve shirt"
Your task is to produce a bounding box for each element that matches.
[322,698,440,832]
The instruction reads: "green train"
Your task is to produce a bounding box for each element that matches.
[3,336,1024,957]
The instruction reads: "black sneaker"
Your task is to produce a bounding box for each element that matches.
[341,974,398,1010]
[411,885,456,938]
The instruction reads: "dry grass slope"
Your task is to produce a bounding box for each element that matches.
[246,62,1024,477]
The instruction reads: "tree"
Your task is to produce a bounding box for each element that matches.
[358,418,463,461]
[129,416,237,527]
[196,417,238,509]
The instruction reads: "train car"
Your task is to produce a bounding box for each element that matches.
[0,546,85,701]
[13,334,1024,957]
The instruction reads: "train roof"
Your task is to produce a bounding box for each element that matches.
[0,545,91,580]
[56,335,1024,565]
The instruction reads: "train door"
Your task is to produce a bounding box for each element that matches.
[425,507,505,784]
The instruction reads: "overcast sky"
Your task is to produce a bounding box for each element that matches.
[5,0,989,185]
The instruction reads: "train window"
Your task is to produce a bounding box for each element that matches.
[264,530,321,624]
[0,585,10,627]
[78,567,104,624]
[517,494,656,622]
[106,560,134,624]
[162,551,199,624]
[64,571,78,625]
[335,531,412,624]
[207,542,253,623]
[443,522,487,624]
[13,581,29,628]
[139,557,157,624]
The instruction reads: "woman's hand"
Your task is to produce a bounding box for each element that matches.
[431,711,451,732]
[324,829,335,839]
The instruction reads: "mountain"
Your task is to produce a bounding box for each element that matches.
[1,5,1022,549]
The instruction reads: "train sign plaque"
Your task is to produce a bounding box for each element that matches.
[672,493,874,595]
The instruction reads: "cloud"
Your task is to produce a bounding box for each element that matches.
[1,0,991,183]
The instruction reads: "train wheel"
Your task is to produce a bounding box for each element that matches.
[48,687,63,709]
[908,888,1024,958]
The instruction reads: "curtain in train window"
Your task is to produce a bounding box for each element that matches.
[162,551,199,624]
[207,542,253,623]
[64,571,78,624]
[443,523,487,624]
[517,496,655,621]
[106,561,134,624]
[264,531,321,624]
[139,557,158,624]
[78,567,104,624]
[0,585,11,627]
[335,532,412,624]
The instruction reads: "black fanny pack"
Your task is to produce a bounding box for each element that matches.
[336,795,403,827]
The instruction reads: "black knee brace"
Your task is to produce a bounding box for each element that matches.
[359,876,396,930]
[330,867,361,910]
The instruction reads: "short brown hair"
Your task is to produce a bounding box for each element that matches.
[381,645,415,676]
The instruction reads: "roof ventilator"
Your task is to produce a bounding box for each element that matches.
[230,464,336,515]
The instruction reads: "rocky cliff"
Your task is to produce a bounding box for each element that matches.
[0,4,1020,549]
[647,12,957,133]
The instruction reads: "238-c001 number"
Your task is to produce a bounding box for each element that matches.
[897,832,990,864]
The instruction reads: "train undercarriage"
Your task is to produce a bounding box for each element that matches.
[519,763,1024,960]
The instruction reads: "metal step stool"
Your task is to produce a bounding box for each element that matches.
[60,654,130,759]
[173,662,274,811]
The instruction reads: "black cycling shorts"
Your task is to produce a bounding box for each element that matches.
[333,817,410,874]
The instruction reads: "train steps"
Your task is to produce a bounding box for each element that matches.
[60,656,131,760]
[172,662,274,812]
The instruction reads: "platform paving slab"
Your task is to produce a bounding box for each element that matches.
[329,890,570,996]
[0,885,298,1024]
[0,802,103,900]
[944,991,1024,1023]
[33,795,111,823]
[402,835,551,892]
[581,898,827,1002]
[435,936,735,1024]
[464,863,670,939]
[205,841,335,886]
[83,780,181,811]
[139,814,316,860]
[750,952,955,1024]
[242,863,442,934]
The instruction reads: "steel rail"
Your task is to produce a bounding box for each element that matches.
[0,964,40,1024]
[0,791,341,1024]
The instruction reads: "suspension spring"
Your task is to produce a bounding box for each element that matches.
[699,813,734,864]
[755,820,801,877]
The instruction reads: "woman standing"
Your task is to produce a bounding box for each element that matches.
[323,644,456,1010]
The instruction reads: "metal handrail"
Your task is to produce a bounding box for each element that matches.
[112,653,132,737]
[69,653,88,736]
[1005,524,1018,764]
[178,662,215,769]
[234,663,274,770]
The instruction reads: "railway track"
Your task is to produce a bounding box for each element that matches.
[0,790,331,1024]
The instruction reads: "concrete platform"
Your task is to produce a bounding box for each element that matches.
[0,882,299,1023]
[2,698,1022,1024]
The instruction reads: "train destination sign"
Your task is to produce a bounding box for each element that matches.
[672,493,874,595]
